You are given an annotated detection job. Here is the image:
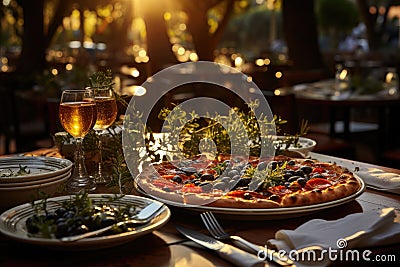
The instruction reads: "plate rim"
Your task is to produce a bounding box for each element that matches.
[0,171,71,188]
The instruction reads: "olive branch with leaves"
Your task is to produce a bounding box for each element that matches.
[56,70,309,193]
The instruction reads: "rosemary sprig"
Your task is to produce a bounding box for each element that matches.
[250,161,287,190]
[0,165,31,177]
[88,69,129,108]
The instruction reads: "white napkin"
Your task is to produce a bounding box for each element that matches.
[267,208,400,267]
[356,168,400,194]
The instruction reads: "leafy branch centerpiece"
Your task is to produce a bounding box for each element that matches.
[55,70,313,193]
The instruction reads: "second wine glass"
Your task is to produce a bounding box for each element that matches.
[91,86,118,184]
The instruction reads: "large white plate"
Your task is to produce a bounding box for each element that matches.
[0,156,73,183]
[135,175,365,220]
[0,194,170,250]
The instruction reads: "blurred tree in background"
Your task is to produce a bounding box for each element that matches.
[1,0,400,89]
[317,0,359,49]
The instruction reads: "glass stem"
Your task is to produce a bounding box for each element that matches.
[97,131,104,177]
[73,137,89,182]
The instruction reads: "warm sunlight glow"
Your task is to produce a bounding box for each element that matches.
[142,56,149,63]
[255,59,264,66]
[83,41,95,49]
[178,23,187,31]
[177,47,186,56]
[84,10,97,40]
[214,55,231,66]
[138,49,147,57]
[164,12,171,21]
[69,41,81,49]
[65,64,73,71]
[70,9,80,31]
[339,69,348,80]
[255,58,271,66]
[234,56,244,67]
[189,52,199,61]
[132,69,140,77]
[122,85,146,96]
[386,72,394,83]
[275,71,282,78]
[172,44,180,53]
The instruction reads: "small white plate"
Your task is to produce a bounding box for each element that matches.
[274,136,316,156]
[0,194,170,250]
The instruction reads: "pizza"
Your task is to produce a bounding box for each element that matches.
[136,154,362,208]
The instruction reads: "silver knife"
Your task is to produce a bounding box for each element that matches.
[176,225,266,267]
[60,201,165,242]
[229,236,295,266]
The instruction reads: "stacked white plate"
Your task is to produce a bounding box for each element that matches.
[0,156,73,210]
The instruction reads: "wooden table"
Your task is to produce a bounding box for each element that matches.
[1,152,399,267]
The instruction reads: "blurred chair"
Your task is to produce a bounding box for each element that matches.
[0,86,17,155]
[46,98,63,135]
[0,87,52,154]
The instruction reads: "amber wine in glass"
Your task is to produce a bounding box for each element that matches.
[59,89,97,193]
[91,86,118,184]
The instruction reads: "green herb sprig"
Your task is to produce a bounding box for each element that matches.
[0,165,31,177]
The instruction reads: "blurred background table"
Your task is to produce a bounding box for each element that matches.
[270,80,400,166]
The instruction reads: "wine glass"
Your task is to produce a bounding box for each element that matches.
[59,89,97,193]
[91,86,118,184]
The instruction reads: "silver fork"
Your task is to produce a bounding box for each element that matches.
[200,211,295,266]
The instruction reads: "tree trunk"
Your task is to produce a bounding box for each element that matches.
[356,0,379,50]
[186,9,215,61]
[16,0,46,80]
[142,0,178,75]
[282,0,325,70]
[45,1,74,49]
[182,0,234,61]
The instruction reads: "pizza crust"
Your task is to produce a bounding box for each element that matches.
[207,197,281,208]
